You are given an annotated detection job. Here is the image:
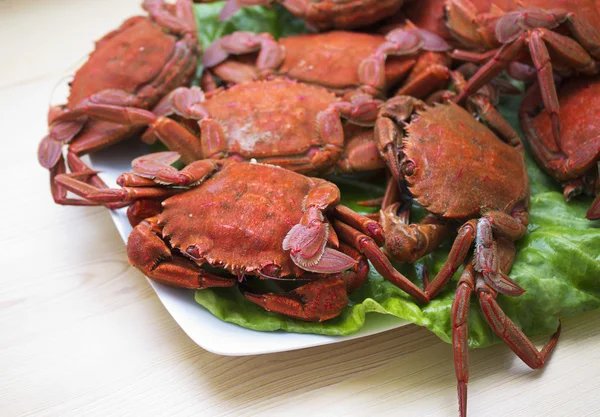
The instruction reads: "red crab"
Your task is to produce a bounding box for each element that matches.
[375,96,560,417]
[201,28,452,98]
[446,0,600,146]
[215,0,406,31]
[37,0,199,207]
[520,76,600,219]
[51,78,399,177]
[55,152,432,320]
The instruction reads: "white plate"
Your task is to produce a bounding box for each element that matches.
[88,139,410,356]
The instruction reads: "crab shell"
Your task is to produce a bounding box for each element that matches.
[283,0,406,31]
[152,162,337,277]
[529,76,600,181]
[277,31,416,92]
[193,79,350,173]
[68,16,195,109]
[402,103,529,218]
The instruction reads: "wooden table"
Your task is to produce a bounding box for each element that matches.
[2,1,599,415]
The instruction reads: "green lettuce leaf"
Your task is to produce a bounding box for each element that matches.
[192,3,600,348]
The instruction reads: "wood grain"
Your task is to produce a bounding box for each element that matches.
[1,1,599,416]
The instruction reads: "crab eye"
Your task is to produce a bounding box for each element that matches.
[402,160,416,177]
[261,264,282,278]
[186,245,202,260]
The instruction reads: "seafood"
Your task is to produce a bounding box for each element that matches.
[55,153,437,318]
[376,96,560,416]
[37,0,199,207]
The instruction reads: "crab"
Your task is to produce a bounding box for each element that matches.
[520,75,600,219]
[201,28,453,98]
[51,78,402,177]
[215,0,406,31]
[374,96,560,416]
[444,0,600,147]
[37,0,199,207]
[55,152,432,320]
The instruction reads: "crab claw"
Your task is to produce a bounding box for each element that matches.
[38,135,63,169]
[412,28,451,52]
[283,222,355,273]
[243,275,349,322]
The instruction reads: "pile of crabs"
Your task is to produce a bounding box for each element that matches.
[37,0,600,415]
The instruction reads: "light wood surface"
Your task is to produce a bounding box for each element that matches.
[2,1,600,416]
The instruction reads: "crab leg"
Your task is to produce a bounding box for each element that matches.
[424,219,477,299]
[474,217,525,296]
[454,18,599,147]
[55,171,183,207]
[333,204,384,246]
[453,37,527,106]
[39,117,136,207]
[49,164,102,207]
[451,49,499,64]
[477,277,562,372]
[128,217,237,289]
[359,29,425,93]
[467,95,523,151]
[151,118,206,164]
[452,263,475,417]
[331,218,429,304]
[452,237,521,417]
[202,31,285,75]
[54,153,219,207]
[130,152,222,186]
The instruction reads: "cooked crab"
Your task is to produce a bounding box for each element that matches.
[375,95,560,417]
[37,0,199,208]
[54,153,433,320]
